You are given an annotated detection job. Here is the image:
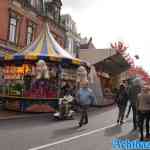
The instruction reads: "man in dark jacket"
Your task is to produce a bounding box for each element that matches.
[128,79,142,130]
[116,84,128,124]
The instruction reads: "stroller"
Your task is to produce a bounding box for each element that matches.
[53,95,75,120]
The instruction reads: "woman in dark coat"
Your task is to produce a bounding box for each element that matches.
[116,84,128,125]
[137,86,150,141]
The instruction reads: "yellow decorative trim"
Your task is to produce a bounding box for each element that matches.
[4,54,13,60]
[49,56,61,62]
[72,59,81,65]
[25,55,38,60]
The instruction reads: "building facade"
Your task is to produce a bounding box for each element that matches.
[0,0,65,54]
[61,14,81,57]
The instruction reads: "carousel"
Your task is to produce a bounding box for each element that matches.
[0,24,81,113]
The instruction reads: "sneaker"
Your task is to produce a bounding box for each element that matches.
[140,137,144,141]
[120,120,124,125]
[146,134,150,139]
[83,121,88,125]
[126,115,129,118]
[117,120,119,124]
[78,122,82,127]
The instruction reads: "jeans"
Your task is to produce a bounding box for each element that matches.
[131,104,137,129]
[126,103,132,118]
[138,111,150,140]
[79,105,89,126]
[117,103,127,123]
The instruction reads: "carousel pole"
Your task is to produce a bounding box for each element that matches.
[57,64,62,98]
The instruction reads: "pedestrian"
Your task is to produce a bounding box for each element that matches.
[116,84,128,125]
[126,102,132,118]
[76,80,96,127]
[137,85,150,141]
[125,79,132,118]
[128,78,142,130]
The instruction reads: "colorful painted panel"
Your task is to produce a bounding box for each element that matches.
[5,100,20,111]
[22,100,59,113]
[4,97,59,113]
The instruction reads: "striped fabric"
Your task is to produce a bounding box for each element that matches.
[3,24,80,65]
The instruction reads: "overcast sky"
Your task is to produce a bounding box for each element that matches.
[62,0,150,73]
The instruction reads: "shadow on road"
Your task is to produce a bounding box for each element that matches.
[118,129,139,140]
[51,126,87,138]
[0,105,115,131]
[75,105,116,118]
[104,124,122,137]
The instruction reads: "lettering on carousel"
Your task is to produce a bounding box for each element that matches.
[3,65,31,79]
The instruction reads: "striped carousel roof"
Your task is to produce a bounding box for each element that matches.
[3,24,80,65]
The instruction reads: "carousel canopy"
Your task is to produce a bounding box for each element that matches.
[3,24,80,65]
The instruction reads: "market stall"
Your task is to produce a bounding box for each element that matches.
[0,24,80,112]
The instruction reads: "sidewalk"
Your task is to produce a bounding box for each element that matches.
[0,110,50,120]
[0,102,115,120]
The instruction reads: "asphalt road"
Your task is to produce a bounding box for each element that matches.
[0,106,138,150]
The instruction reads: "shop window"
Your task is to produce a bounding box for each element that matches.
[8,16,18,43]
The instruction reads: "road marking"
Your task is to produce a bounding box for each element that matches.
[28,123,117,150]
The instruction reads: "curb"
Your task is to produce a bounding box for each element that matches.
[0,113,52,120]
[0,104,115,120]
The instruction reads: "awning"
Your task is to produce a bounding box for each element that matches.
[95,53,130,76]
[79,48,130,76]
[2,24,81,65]
[79,48,116,65]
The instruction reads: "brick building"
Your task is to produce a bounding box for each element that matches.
[0,0,65,54]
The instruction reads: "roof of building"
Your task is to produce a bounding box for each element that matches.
[80,37,96,49]
[79,48,116,65]
[79,48,130,75]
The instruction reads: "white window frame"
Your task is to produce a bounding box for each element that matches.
[27,25,34,45]
[9,17,17,43]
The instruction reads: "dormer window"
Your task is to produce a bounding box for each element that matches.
[54,6,59,20]
[30,0,35,7]
[45,0,62,22]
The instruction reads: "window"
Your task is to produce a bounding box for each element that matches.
[8,12,20,43]
[26,21,35,45]
[9,17,17,43]
[30,0,35,7]
[27,26,33,45]
[30,0,43,11]
[54,6,60,21]
[36,0,43,11]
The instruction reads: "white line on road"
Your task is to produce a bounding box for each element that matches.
[28,123,117,150]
